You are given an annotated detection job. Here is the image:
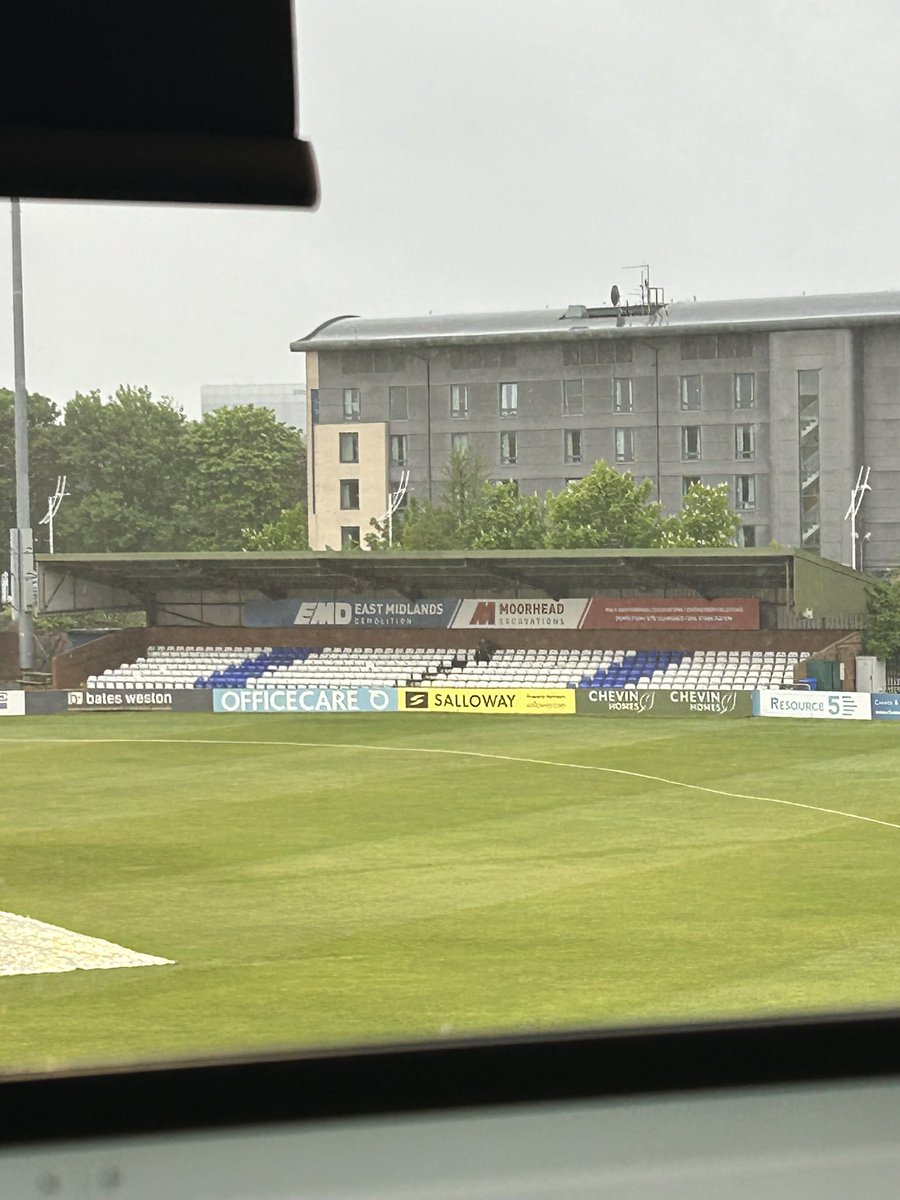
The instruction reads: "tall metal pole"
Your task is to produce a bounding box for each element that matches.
[11,198,35,670]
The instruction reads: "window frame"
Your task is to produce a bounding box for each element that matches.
[614,427,634,464]
[499,382,518,418]
[388,385,409,421]
[734,372,755,409]
[679,375,702,411]
[562,378,584,416]
[736,474,757,510]
[734,423,756,461]
[449,383,470,419]
[340,525,361,550]
[339,478,360,510]
[681,425,701,461]
[342,388,361,421]
[499,430,518,465]
[389,433,408,468]
[338,431,359,464]
[613,377,633,414]
[564,428,583,465]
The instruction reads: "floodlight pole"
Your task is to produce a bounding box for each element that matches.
[844,465,871,571]
[10,198,35,670]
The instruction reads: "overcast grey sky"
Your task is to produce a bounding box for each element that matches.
[2,0,899,417]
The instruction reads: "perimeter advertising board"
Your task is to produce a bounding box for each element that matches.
[244,596,760,630]
[575,689,752,717]
[213,687,398,713]
[0,690,26,716]
[871,693,900,720]
[400,688,574,714]
[752,690,871,720]
[67,689,176,711]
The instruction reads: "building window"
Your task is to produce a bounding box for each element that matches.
[562,378,584,416]
[798,369,820,551]
[680,375,701,410]
[450,383,469,418]
[390,434,408,468]
[736,474,757,509]
[564,429,583,464]
[339,431,359,464]
[500,431,518,464]
[342,388,361,420]
[499,382,518,417]
[340,526,361,549]
[339,479,360,510]
[718,332,753,358]
[681,426,701,461]
[451,431,470,454]
[682,475,701,496]
[613,377,633,413]
[734,372,755,409]
[389,386,409,420]
[736,524,757,548]
[680,335,716,360]
[735,423,756,460]
[682,333,752,359]
[615,427,634,463]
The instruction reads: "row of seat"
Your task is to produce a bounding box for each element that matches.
[85,645,809,692]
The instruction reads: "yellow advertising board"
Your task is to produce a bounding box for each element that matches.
[401,688,575,714]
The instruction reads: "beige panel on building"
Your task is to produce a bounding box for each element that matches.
[308,419,388,550]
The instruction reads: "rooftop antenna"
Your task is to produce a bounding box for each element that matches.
[622,263,666,313]
[844,465,871,571]
[38,475,69,554]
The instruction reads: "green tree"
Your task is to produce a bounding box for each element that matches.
[863,573,900,664]
[666,482,741,547]
[242,502,309,551]
[547,460,668,548]
[185,406,306,550]
[467,482,549,550]
[374,447,488,550]
[0,388,63,566]
[54,385,192,552]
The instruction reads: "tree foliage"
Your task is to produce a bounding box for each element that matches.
[863,573,900,663]
[547,462,667,549]
[666,482,741,547]
[241,503,309,551]
[185,405,306,550]
[1,384,307,556]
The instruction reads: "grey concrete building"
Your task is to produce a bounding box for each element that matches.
[200,383,306,432]
[292,292,900,570]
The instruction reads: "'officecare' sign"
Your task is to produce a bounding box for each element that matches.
[213,688,398,713]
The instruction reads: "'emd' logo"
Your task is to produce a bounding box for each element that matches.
[468,601,496,626]
[0,693,7,710]
[404,691,430,709]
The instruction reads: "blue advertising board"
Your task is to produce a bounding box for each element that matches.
[243,599,460,628]
[871,693,900,720]
[213,687,398,713]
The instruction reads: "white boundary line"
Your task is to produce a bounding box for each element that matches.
[4,735,900,832]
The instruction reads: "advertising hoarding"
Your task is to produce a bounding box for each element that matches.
[580,597,759,630]
[67,690,176,711]
[213,687,398,713]
[401,688,575,714]
[575,689,752,717]
[871,693,900,720]
[0,690,26,716]
[245,596,761,631]
[752,690,871,720]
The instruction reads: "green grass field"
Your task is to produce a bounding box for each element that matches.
[2,712,900,1074]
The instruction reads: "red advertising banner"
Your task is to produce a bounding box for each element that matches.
[581,597,760,630]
